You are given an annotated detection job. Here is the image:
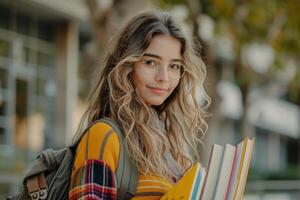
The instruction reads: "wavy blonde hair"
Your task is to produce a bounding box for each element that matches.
[74,10,210,182]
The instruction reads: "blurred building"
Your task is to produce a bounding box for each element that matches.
[216,80,300,171]
[212,62,300,197]
[0,0,89,196]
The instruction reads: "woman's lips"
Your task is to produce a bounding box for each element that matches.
[147,86,169,94]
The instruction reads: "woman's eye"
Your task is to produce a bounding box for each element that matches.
[169,64,181,70]
[142,59,157,66]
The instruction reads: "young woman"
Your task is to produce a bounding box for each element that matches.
[69,10,209,200]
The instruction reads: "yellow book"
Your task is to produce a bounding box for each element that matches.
[233,137,249,198]
[160,162,206,200]
[226,137,255,200]
[160,137,255,200]
[235,138,255,199]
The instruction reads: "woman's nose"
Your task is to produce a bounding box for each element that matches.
[155,65,169,82]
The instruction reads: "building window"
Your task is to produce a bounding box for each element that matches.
[0,39,11,58]
[37,51,54,68]
[287,137,299,166]
[35,77,45,96]
[0,5,57,148]
[0,68,8,88]
[15,79,28,118]
[0,101,7,116]
[16,14,32,36]
[22,46,35,66]
[38,20,55,42]
[0,127,6,145]
[0,7,11,30]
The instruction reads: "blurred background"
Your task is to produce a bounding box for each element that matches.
[0,0,299,199]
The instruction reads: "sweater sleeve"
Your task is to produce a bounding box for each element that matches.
[69,121,121,200]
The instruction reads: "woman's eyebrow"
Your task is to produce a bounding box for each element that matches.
[143,53,183,63]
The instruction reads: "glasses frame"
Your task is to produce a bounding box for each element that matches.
[139,57,186,80]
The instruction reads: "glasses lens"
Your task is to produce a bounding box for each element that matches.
[140,59,185,80]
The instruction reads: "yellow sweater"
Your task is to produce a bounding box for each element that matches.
[71,121,174,199]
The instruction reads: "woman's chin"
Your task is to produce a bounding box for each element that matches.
[146,99,165,106]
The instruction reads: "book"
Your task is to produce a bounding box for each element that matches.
[213,144,236,199]
[160,137,255,200]
[200,144,224,199]
[160,162,206,200]
[225,137,255,199]
[232,138,255,199]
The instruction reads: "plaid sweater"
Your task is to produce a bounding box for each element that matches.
[69,121,175,200]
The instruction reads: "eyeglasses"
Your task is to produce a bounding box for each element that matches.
[139,58,185,80]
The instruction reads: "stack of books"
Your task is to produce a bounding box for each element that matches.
[161,137,255,200]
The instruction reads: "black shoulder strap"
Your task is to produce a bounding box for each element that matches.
[99,118,139,200]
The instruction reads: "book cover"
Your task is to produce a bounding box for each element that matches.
[160,162,205,200]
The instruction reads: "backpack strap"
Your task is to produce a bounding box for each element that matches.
[24,148,59,200]
[26,172,47,200]
[99,118,139,200]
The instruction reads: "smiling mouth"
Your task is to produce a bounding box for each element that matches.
[147,86,169,93]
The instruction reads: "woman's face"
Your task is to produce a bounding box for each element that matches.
[132,34,183,106]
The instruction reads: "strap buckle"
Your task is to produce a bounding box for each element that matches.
[27,173,48,200]
[29,188,47,200]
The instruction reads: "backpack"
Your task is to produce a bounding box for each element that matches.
[7,118,139,200]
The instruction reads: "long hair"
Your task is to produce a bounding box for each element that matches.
[73,10,210,182]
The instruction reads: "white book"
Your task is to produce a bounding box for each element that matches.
[200,144,224,199]
[213,144,236,200]
[225,139,245,200]
[235,138,255,199]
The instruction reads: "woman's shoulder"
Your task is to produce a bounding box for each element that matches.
[81,120,121,147]
[74,119,121,172]
[88,119,121,140]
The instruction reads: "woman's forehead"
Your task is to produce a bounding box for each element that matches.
[144,34,182,61]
